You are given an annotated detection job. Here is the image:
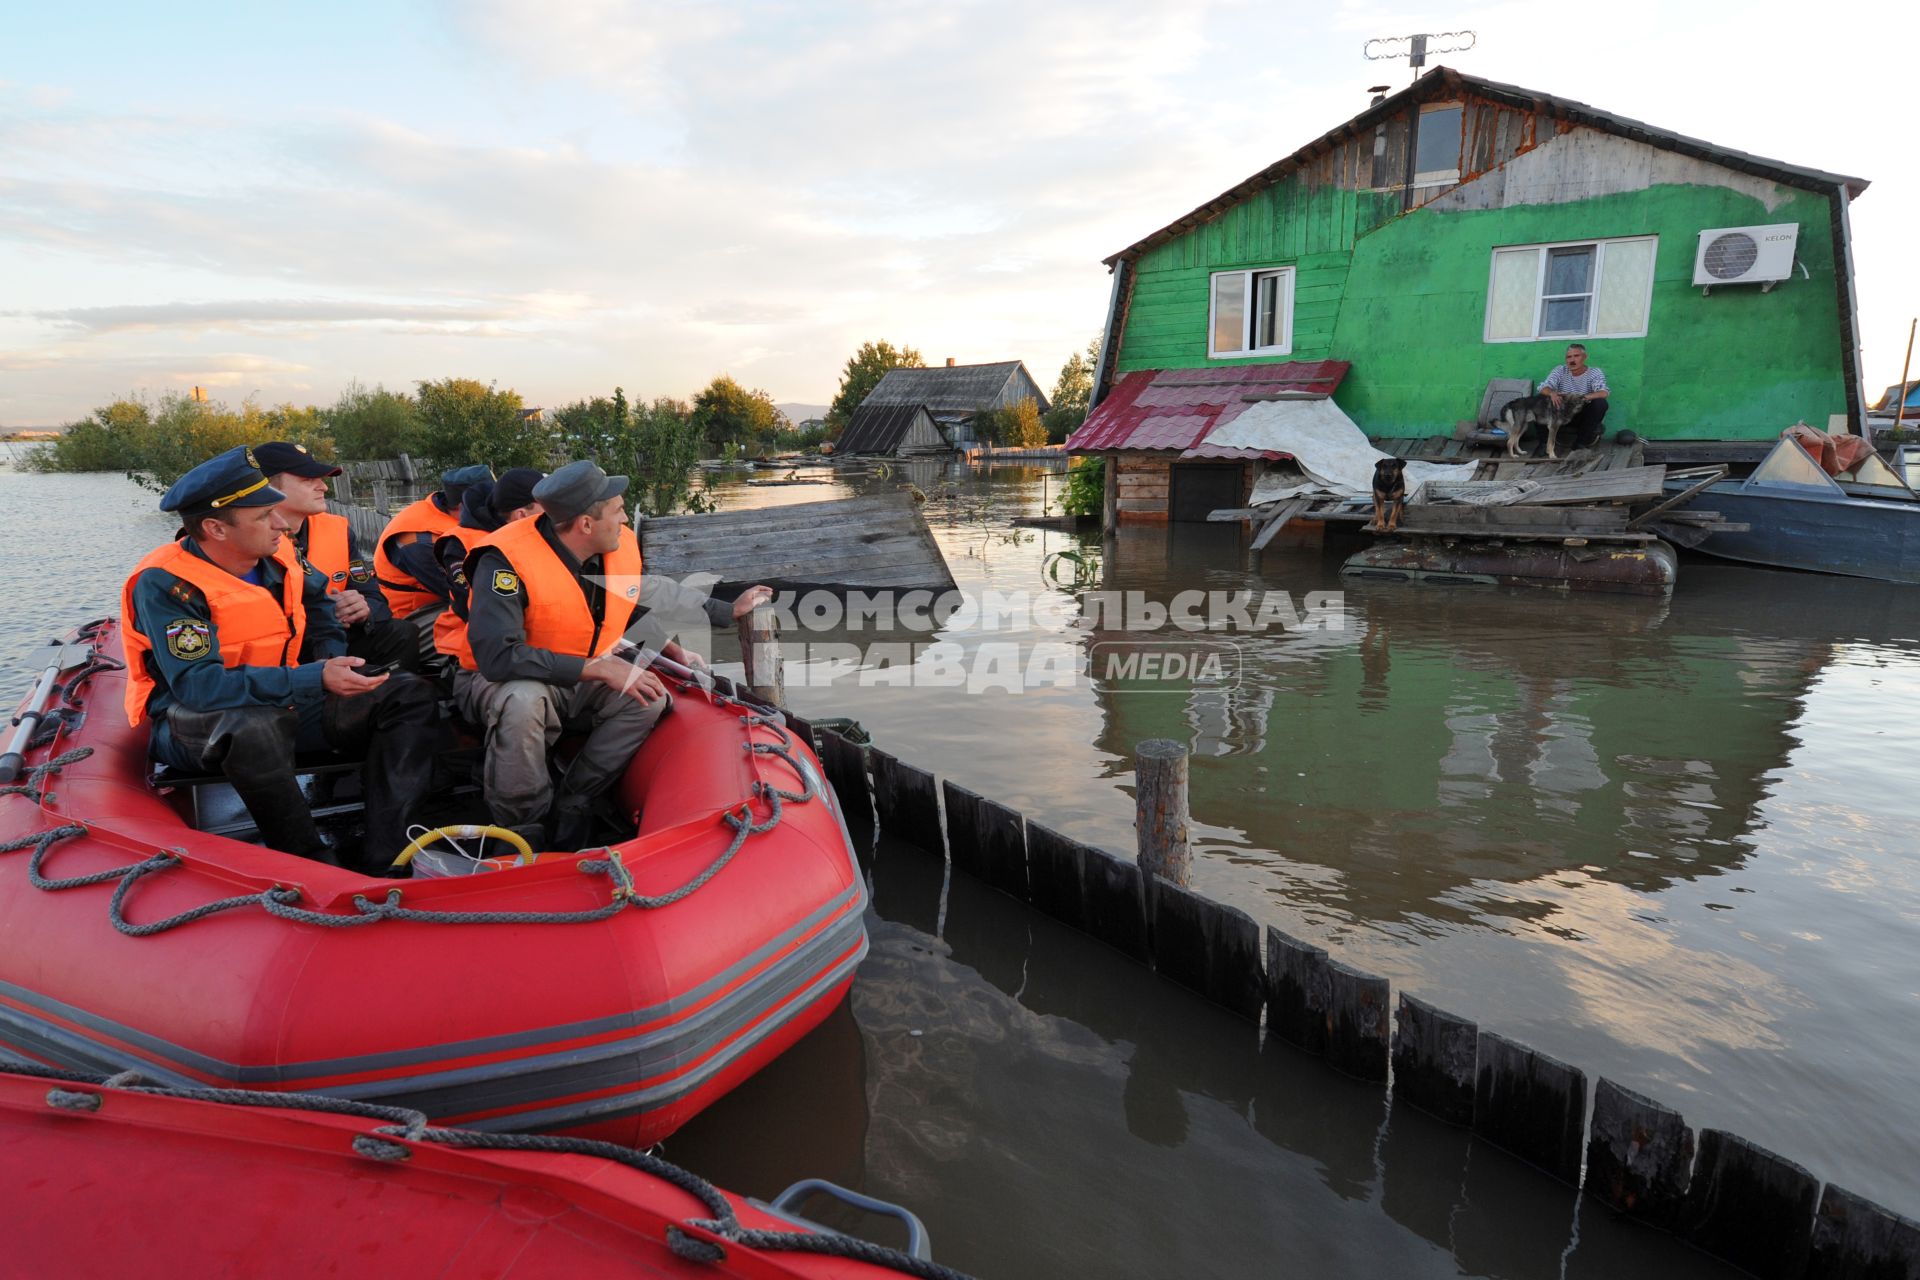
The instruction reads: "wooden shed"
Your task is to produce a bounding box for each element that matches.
[836,402,950,456]
[1068,361,1350,524]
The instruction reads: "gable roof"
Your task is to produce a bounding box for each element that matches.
[862,361,1050,414]
[1106,66,1869,267]
[1068,362,1351,453]
[837,402,940,455]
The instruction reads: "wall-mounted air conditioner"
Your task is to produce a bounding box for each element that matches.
[1693,223,1800,294]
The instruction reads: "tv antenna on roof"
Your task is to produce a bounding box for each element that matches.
[1364,30,1476,80]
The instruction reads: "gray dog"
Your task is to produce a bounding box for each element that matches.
[1499,393,1585,459]
[1497,401,1589,466]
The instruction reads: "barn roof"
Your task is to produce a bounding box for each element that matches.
[1067,362,1350,453]
[1106,66,1869,267]
[837,401,939,455]
[863,361,1050,414]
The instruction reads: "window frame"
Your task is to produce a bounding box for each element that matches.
[1483,235,1658,344]
[1207,265,1297,359]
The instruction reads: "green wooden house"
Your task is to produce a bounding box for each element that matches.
[1082,68,1871,452]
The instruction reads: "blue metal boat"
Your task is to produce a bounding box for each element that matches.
[1657,438,1920,583]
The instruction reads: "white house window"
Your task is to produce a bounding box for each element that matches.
[1485,236,1657,342]
[1209,267,1295,358]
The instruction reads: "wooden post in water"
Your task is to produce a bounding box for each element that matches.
[1134,738,1191,887]
[737,602,785,708]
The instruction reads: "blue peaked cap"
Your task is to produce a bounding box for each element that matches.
[160,446,286,514]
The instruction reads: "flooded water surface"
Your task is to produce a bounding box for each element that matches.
[3,462,1916,1275]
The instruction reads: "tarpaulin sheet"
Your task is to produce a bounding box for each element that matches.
[1218,399,1473,503]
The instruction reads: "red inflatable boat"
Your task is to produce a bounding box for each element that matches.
[0,1064,963,1279]
[0,619,867,1147]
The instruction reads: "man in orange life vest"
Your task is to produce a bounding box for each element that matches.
[447,460,769,848]
[374,464,494,657]
[254,440,419,674]
[121,447,443,871]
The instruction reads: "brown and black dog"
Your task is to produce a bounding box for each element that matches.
[1368,457,1407,532]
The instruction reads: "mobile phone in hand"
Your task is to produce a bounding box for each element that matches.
[358,661,398,678]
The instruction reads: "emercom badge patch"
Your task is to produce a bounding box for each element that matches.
[165,618,213,660]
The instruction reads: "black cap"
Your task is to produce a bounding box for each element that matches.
[253,440,341,479]
[491,467,545,519]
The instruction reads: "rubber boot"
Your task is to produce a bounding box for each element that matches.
[549,795,599,852]
[340,674,444,873]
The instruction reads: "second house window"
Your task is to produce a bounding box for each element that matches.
[1210,267,1295,358]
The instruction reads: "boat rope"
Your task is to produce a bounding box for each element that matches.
[1,638,830,935]
[0,746,94,803]
[6,1061,974,1280]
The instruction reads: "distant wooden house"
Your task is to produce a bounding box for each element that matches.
[851,359,1050,451]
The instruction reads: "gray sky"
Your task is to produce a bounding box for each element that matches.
[3,0,1913,426]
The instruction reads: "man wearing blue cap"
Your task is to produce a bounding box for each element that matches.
[254,440,418,673]
[119,447,444,871]
[373,463,494,657]
[445,460,769,848]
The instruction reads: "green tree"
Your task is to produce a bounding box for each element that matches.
[415,377,545,469]
[326,381,419,459]
[551,387,635,466]
[30,393,333,490]
[1042,336,1101,442]
[630,396,713,515]
[970,397,1045,447]
[691,375,783,454]
[825,340,924,436]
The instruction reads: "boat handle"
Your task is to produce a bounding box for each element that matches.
[768,1178,932,1261]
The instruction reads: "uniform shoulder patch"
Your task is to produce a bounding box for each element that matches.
[491,569,521,596]
[347,559,372,584]
[164,578,203,607]
[165,618,213,661]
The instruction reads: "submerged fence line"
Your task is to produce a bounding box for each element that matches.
[779,713,1918,1280]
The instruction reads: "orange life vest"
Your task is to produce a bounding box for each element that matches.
[430,524,486,661]
[373,495,461,617]
[272,510,353,595]
[120,541,307,727]
[441,519,643,673]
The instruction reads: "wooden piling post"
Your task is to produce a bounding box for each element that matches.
[1134,738,1191,887]
[737,602,784,708]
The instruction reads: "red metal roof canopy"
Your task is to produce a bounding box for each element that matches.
[1067,361,1350,453]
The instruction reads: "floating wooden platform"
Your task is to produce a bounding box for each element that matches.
[329,492,956,595]
[643,493,956,594]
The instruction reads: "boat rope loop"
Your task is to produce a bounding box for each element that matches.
[0,746,94,803]
[6,1061,976,1280]
[2,660,829,935]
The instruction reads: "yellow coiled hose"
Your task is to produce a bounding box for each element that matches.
[389,824,535,870]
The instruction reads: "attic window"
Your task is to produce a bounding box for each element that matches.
[1209,267,1295,359]
[1414,104,1462,186]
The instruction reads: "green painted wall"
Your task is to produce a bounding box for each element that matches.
[1115,161,1847,440]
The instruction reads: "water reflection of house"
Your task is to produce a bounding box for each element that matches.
[1080,529,1860,922]
[1070,67,1872,524]
[843,359,1050,455]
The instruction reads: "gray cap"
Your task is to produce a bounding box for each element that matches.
[534,460,629,523]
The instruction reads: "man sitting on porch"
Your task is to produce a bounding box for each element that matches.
[1543,343,1610,450]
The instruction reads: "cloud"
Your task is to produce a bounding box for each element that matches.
[18,298,519,333]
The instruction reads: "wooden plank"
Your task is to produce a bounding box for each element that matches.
[1627,467,1728,530]
[645,494,954,593]
[1250,498,1312,550]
